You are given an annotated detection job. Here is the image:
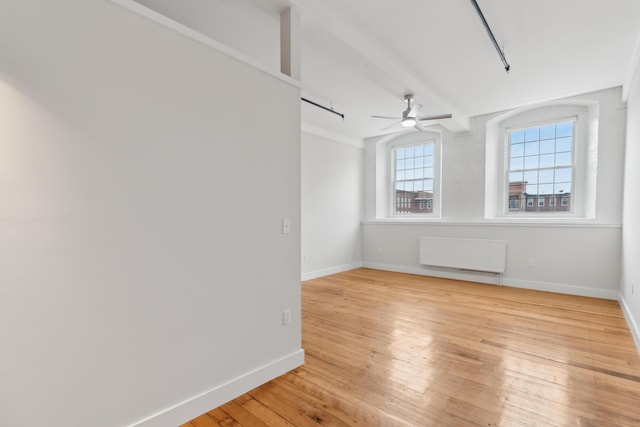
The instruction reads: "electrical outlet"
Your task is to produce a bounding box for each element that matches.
[528,259,535,268]
[282,218,291,234]
[282,309,292,326]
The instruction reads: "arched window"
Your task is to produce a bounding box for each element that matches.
[485,101,598,219]
[372,130,442,218]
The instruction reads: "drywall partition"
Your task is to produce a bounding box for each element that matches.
[0,1,302,427]
[133,0,282,73]
[621,43,640,349]
[301,131,363,280]
[362,87,625,299]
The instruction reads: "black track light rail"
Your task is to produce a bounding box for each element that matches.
[301,97,344,120]
[469,0,511,73]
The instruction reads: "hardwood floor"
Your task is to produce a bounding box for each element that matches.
[182,268,640,426]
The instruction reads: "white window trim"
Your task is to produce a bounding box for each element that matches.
[485,101,598,220]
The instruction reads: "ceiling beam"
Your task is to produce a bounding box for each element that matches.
[280,6,301,81]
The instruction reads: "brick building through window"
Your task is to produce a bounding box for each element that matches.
[395,190,434,214]
[508,181,571,213]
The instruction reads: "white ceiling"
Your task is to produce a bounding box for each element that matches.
[136,0,640,143]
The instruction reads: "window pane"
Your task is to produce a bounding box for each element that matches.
[510,156,524,170]
[555,167,571,182]
[424,167,434,179]
[526,183,538,194]
[424,179,433,192]
[509,171,523,183]
[556,137,572,152]
[525,128,539,141]
[554,182,571,193]
[415,168,424,179]
[405,158,415,169]
[525,141,539,156]
[396,170,405,180]
[396,158,405,170]
[540,124,555,140]
[415,180,424,191]
[405,169,414,180]
[539,139,555,154]
[511,130,525,143]
[511,143,524,158]
[524,156,539,169]
[538,183,553,194]
[556,152,572,166]
[539,154,555,168]
[556,121,573,137]
[405,146,415,158]
[424,156,434,168]
[415,157,424,168]
[523,170,538,184]
[396,148,406,160]
[538,169,554,183]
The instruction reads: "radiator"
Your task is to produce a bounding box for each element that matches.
[419,237,507,273]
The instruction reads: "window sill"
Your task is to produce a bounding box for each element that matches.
[362,218,621,228]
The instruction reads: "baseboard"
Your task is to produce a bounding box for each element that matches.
[362,262,504,286]
[505,278,618,300]
[129,349,304,427]
[619,294,640,353]
[301,262,362,281]
[362,262,619,300]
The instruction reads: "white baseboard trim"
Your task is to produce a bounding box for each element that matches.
[129,349,304,427]
[301,262,362,281]
[619,294,640,353]
[362,262,501,285]
[362,262,619,300]
[505,278,618,300]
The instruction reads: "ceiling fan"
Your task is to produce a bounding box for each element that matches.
[372,94,452,131]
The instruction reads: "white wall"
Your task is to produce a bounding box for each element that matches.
[134,0,282,73]
[621,54,640,348]
[301,132,363,280]
[363,87,626,299]
[0,1,302,426]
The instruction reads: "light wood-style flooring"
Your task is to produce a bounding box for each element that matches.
[183,268,640,426]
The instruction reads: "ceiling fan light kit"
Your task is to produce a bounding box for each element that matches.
[402,117,417,127]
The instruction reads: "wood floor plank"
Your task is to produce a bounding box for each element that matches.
[182,269,640,427]
[216,400,270,427]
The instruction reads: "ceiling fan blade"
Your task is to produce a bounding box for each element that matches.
[381,120,402,130]
[372,115,401,120]
[418,114,453,121]
[409,104,422,118]
[414,121,426,131]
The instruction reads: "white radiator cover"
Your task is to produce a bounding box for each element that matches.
[419,237,507,273]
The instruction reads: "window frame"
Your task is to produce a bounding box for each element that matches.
[505,117,576,216]
[387,132,442,218]
[484,101,597,221]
